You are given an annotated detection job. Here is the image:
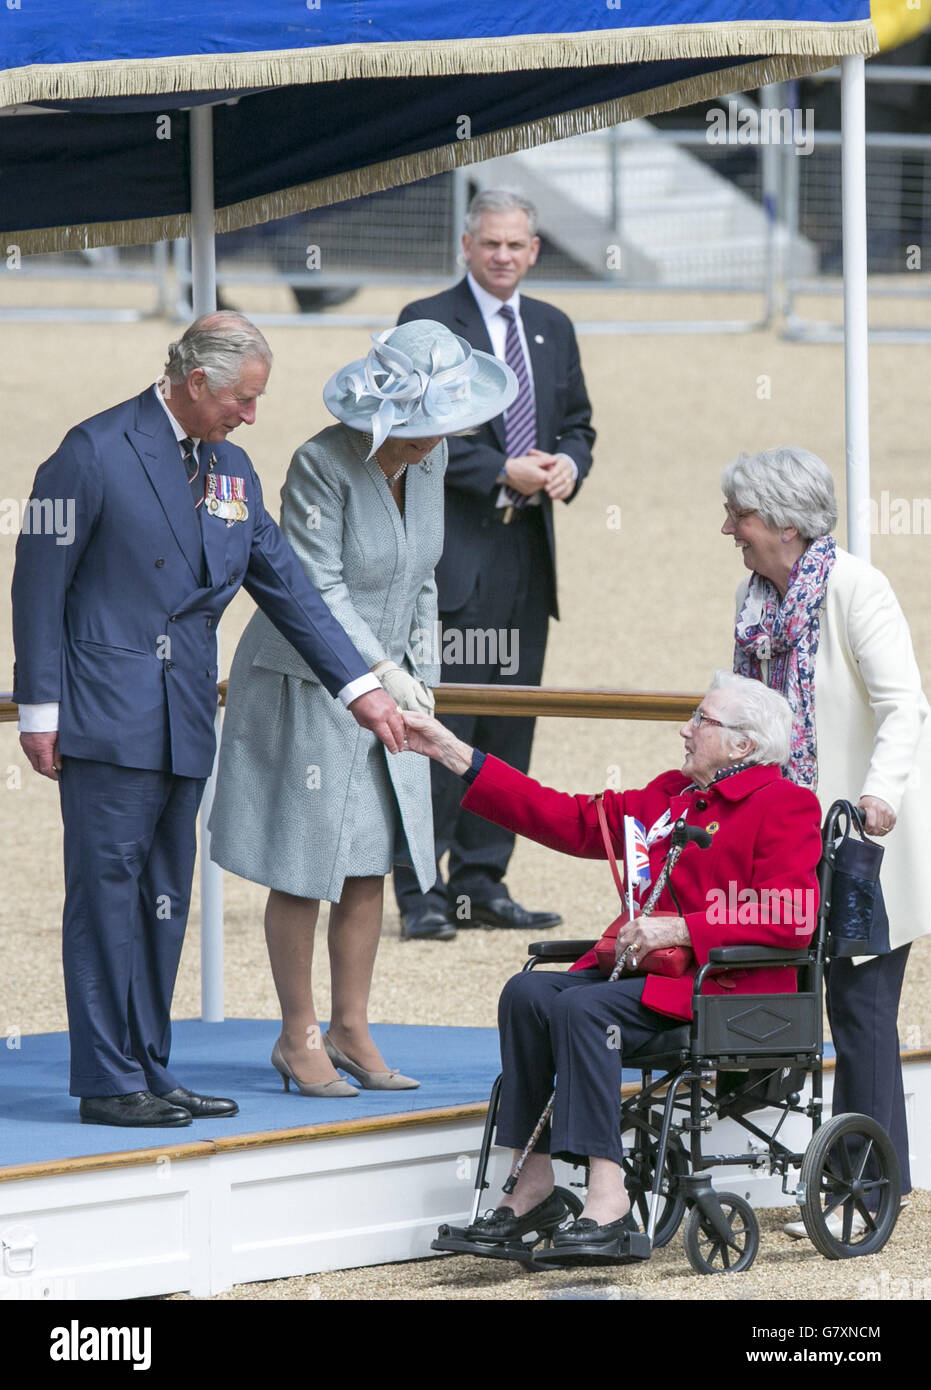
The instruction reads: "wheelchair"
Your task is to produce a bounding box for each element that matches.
[433,803,902,1274]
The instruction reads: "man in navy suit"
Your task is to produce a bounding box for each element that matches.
[393,191,595,939]
[12,312,406,1126]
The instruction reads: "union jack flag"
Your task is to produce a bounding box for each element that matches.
[624,817,652,899]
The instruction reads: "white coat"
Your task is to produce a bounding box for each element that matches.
[737,546,931,950]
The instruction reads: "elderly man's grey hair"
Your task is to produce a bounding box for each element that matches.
[720,446,839,540]
[164,311,273,390]
[708,670,792,767]
[466,189,539,237]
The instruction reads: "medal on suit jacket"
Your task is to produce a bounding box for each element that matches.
[205,472,249,522]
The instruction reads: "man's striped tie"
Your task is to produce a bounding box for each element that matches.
[181,436,203,509]
[499,304,537,513]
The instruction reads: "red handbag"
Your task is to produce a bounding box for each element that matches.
[590,795,695,980]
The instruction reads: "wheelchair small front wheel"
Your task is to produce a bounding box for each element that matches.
[683,1192,759,1275]
[798,1112,900,1260]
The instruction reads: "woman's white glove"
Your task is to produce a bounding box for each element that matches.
[374,660,435,715]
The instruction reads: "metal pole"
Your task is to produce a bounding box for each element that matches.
[190,104,218,318]
[782,82,801,324]
[451,168,468,277]
[759,85,780,327]
[841,55,871,562]
[189,102,225,1022]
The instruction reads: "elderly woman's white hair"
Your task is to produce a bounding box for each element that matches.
[708,670,792,767]
[720,447,839,540]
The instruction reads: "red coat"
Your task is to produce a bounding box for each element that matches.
[461,757,823,1022]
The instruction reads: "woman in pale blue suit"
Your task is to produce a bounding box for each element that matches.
[210,321,516,1096]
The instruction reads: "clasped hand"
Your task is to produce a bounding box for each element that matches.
[614,915,691,964]
[505,449,575,501]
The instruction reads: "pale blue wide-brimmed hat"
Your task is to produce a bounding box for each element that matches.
[323,319,518,458]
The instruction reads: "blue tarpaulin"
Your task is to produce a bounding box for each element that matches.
[0,2,875,252]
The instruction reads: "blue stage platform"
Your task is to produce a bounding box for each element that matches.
[0,1017,696,1170]
[0,1020,504,1168]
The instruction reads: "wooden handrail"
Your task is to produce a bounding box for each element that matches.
[1,684,703,726]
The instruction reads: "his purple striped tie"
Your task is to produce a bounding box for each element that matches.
[499,303,537,516]
[181,436,203,509]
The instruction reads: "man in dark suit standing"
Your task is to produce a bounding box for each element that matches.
[12,312,406,1125]
[393,190,595,939]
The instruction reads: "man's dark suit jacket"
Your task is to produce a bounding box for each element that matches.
[12,387,370,779]
[399,278,594,619]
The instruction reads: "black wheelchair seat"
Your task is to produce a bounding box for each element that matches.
[626,1026,691,1068]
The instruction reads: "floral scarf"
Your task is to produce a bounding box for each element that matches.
[733,535,836,789]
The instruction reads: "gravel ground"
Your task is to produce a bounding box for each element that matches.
[2,279,929,1303]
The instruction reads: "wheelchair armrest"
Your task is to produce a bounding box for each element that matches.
[707,946,812,965]
[527,940,597,960]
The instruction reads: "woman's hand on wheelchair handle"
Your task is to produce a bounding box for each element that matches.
[615,915,691,962]
[857,795,896,836]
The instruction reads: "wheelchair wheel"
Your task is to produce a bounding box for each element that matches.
[622,1114,688,1248]
[683,1192,759,1275]
[798,1113,900,1260]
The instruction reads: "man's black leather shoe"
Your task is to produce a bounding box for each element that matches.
[467,897,563,931]
[464,1192,569,1242]
[79,1091,192,1128]
[400,907,456,941]
[158,1086,239,1118]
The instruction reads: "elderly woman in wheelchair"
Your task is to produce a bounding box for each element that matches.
[403,671,904,1272]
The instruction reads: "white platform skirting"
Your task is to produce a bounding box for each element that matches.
[1,1059,928,1301]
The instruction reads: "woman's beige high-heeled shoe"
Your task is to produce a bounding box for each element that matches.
[323,1033,420,1090]
[271,1039,359,1097]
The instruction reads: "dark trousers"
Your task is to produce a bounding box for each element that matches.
[394,509,551,914]
[825,944,912,1193]
[59,758,206,1097]
[495,969,680,1165]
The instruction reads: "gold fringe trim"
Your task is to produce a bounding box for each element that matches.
[1,21,878,106]
[2,50,872,256]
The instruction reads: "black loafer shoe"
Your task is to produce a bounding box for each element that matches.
[467,897,563,931]
[158,1085,239,1118]
[79,1091,192,1128]
[464,1192,568,1242]
[400,907,456,941]
[552,1212,638,1247]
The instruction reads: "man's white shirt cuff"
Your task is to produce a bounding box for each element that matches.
[19,702,60,734]
[339,673,381,707]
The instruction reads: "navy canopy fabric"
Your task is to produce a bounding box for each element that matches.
[0,2,876,251]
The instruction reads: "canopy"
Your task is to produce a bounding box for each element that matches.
[1,2,876,253]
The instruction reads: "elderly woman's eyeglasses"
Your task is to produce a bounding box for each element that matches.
[723,503,756,524]
[688,708,742,731]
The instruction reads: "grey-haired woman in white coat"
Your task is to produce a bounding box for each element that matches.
[721,445,931,1216]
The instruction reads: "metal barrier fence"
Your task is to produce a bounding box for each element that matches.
[0,242,172,323]
[783,130,931,342]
